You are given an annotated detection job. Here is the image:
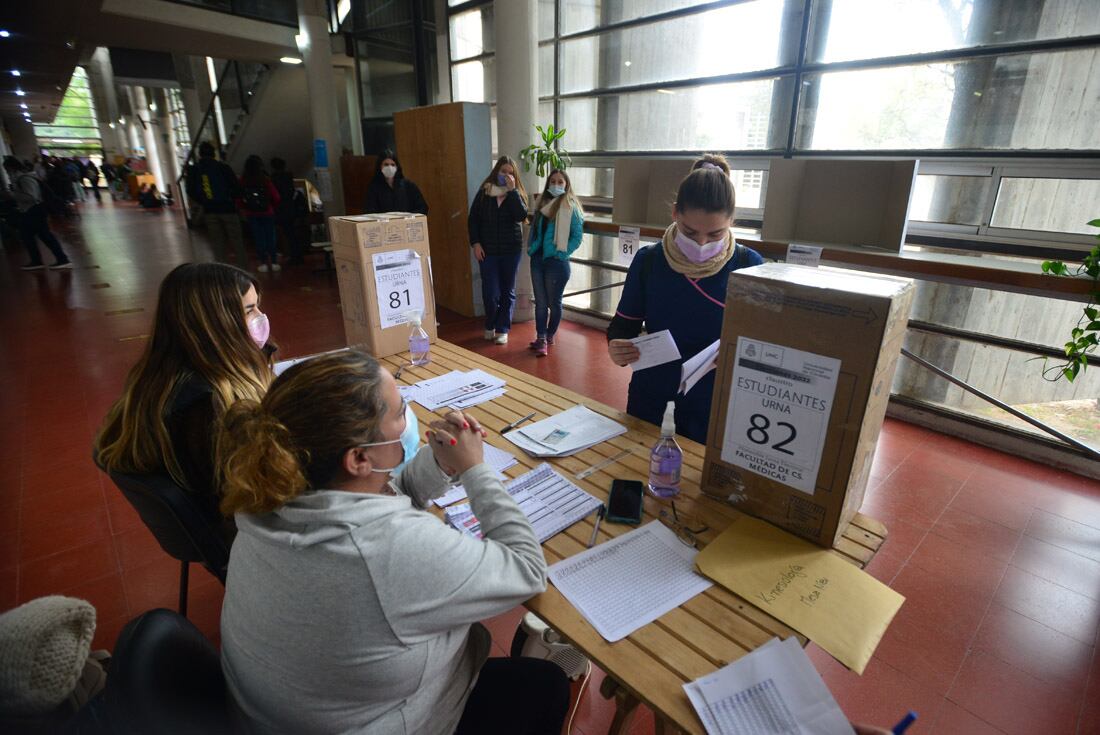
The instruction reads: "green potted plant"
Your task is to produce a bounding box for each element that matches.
[1041,218,1100,381]
[519,123,571,176]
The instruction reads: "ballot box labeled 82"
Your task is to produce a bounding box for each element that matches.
[329,213,438,359]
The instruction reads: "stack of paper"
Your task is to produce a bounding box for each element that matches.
[404,369,506,410]
[444,463,601,543]
[683,637,853,735]
[432,444,519,507]
[679,339,720,395]
[547,521,713,642]
[504,405,626,457]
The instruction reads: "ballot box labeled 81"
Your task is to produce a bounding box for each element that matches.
[329,213,438,359]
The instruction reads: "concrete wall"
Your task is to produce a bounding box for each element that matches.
[225,65,314,178]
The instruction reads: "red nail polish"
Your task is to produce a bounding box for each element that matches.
[450,438,457,446]
[463,422,469,429]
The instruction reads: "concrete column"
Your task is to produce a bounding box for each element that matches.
[343,66,363,155]
[494,0,539,323]
[155,88,182,196]
[132,86,166,189]
[298,0,345,215]
[87,48,127,161]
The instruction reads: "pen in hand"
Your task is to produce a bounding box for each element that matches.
[587,505,605,548]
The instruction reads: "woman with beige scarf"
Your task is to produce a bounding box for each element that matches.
[604,155,764,444]
[527,170,584,357]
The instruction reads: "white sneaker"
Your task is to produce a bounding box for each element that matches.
[258,264,269,273]
[494,333,508,345]
[484,329,496,341]
[271,263,281,272]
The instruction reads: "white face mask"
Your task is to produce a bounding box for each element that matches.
[381,165,397,179]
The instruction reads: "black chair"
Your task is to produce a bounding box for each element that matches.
[97,457,230,617]
[65,609,235,734]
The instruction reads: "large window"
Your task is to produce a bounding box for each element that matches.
[34,67,102,158]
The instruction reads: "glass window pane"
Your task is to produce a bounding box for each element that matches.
[539,44,554,97]
[450,6,493,61]
[562,259,626,315]
[562,0,719,36]
[539,0,555,40]
[560,2,785,94]
[797,49,1100,151]
[561,79,777,152]
[568,167,616,198]
[451,57,495,103]
[811,0,1100,63]
[731,169,765,210]
[991,178,1100,235]
[909,175,994,226]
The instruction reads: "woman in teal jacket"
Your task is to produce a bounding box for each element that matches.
[527,170,584,357]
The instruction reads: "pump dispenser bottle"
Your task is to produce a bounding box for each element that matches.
[408,312,430,366]
[648,401,682,497]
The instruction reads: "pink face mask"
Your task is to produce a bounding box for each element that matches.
[248,313,270,348]
[674,228,728,264]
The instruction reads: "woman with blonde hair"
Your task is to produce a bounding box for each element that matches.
[216,350,568,734]
[467,155,529,344]
[94,262,275,517]
[527,168,584,357]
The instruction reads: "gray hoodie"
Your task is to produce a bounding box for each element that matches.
[220,446,548,734]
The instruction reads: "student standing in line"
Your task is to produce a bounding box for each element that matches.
[239,155,282,273]
[606,154,763,444]
[186,142,249,267]
[527,169,583,357]
[94,263,275,524]
[363,149,429,215]
[2,156,72,271]
[217,350,569,735]
[269,157,304,265]
[468,156,529,345]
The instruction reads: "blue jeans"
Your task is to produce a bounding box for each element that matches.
[530,253,570,339]
[479,252,522,333]
[248,216,278,263]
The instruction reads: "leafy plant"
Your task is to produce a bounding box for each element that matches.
[1040,218,1100,382]
[519,124,571,177]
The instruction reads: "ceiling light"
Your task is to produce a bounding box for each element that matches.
[624,61,632,67]
[11,70,20,77]
[149,102,157,111]
[19,102,26,108]
[656,89,675,95]
[65,41,74,49]
[15,89,24,96]
[0,31,10,38]
[118,116,124,124]
[108,122,115,129]
[51,138,83,144]
[280,56,303,65]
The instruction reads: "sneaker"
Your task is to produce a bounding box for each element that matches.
[258,264,269,273]
[271,263,282,272]
[49,261,73,270]
[484,329,496,341]
[494,332,509,345]
[21,263,46,271]
[546,335,555,346]
[534,339,548,357]
[528,337,546,350]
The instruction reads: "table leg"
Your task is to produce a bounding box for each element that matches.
[600,675,641,735]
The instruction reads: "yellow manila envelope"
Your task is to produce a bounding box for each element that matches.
[694,513,904,674]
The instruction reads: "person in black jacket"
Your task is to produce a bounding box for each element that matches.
[468,156,529,345]
[270,157,305,265]
[186,142,248,267]
[363,149,429,215]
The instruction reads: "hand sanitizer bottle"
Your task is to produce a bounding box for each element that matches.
[408,311,431,366]
[648,401,682,498]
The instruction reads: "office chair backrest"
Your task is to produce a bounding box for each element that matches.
[103,608,234,734]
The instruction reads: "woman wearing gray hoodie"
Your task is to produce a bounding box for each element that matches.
[215,350,568,734]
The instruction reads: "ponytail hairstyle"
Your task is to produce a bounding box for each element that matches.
[218,350,390,515]
[480,155,529,207]
[674,153,735,217]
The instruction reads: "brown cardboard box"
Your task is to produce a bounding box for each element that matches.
[702,263,914,548]
[329,213,438,359]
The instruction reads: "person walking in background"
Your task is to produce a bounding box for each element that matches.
[186,142,248,267]
[63,157,85,203]
[2,156,72,271]
[269,157,303,266]
[84,159,102,203]
[468,156,529,345]
[527,169,584,357]
[363,149,429,215]
[239,155,281,273]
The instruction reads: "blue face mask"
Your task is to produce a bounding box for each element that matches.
[359,402,420,476]
[548,185,565,197]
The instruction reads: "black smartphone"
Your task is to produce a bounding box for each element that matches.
[607,479,644,525]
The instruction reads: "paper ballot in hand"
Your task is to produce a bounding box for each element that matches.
[679,340,720,395]
[630,330,681,372]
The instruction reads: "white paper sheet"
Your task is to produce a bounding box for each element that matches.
[617,226,640,266]
[547,521,713,642]
[505,405,626,458]
[786,243,823,267]
[273,347,351,377]
[684,637,854,735]
[407,369,507,411]
[373,249,425,328]
[432,444,519,508]
[679,339,720,395]
[630,329,682,372]
[445,464,601,543]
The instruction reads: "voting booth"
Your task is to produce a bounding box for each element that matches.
[702,263,914,548]
[329,213,438,359]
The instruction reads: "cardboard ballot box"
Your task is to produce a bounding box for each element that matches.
[329,213,438,359]
[702,263,914,548]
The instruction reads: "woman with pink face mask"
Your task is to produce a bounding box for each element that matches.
[606,154,763,444]
[95,263,276,521]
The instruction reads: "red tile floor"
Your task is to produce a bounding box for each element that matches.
[2,198,1099,734]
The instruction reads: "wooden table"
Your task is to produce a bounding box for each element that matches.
[381,340,888,735]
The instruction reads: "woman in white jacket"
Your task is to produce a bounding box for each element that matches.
[215,349,569,734]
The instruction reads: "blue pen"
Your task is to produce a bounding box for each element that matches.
[892,711,917,734]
